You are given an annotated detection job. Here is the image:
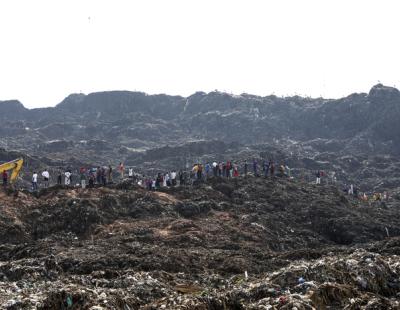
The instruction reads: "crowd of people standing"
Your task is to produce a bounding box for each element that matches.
[0,157,392,204]
[30,162,134,190]
[141,159,292,191]
[27,159,292,191]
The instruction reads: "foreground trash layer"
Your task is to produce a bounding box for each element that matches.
[1,177,399,309]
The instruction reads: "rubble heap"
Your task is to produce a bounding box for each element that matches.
[0,177,399,309]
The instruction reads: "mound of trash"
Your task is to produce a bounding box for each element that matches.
[1,177,400,308]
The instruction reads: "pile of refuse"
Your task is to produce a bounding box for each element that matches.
[1,248,400,309]
[1,177,400,309]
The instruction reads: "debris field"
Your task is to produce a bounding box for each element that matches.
[1,177,400,309]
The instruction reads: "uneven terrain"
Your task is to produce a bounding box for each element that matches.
[1,177,400,309]
[1,84,400,309]
[1,83,400,191]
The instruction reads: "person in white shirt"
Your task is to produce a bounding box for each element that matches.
[171,171,177,186]
[32,172,38,191]
[65,171,71,186]
[128,168,133,178]
[42,170,50,188]
[212,162,218,177]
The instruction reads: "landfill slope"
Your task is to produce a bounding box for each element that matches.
[2,83,400,192]
[1,177,400,309]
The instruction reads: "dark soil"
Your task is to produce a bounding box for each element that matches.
[0,177,399,309]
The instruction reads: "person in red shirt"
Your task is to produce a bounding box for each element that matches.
[233,165,239,177]
[118,162,124,179]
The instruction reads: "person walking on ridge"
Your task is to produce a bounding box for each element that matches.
[118,162,124,179]
[42,169,50,188]
[57,170,62,185]
[253,159,258,176]
[64,170,71,186]
[32,172,38,190]
[316,170,321,184]
[263,160,269,178]
[108,165,113,183]
[269,160,275,177]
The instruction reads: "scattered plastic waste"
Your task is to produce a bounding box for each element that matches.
[0,178,399,308]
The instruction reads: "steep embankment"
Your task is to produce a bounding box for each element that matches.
[1,84,400,153]
[2,84,400,192]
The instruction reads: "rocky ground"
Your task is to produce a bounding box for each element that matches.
[1,176,400,309]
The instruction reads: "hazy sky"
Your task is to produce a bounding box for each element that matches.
[1,0,399,108]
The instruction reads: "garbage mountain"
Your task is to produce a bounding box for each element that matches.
[1,84,400,191]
